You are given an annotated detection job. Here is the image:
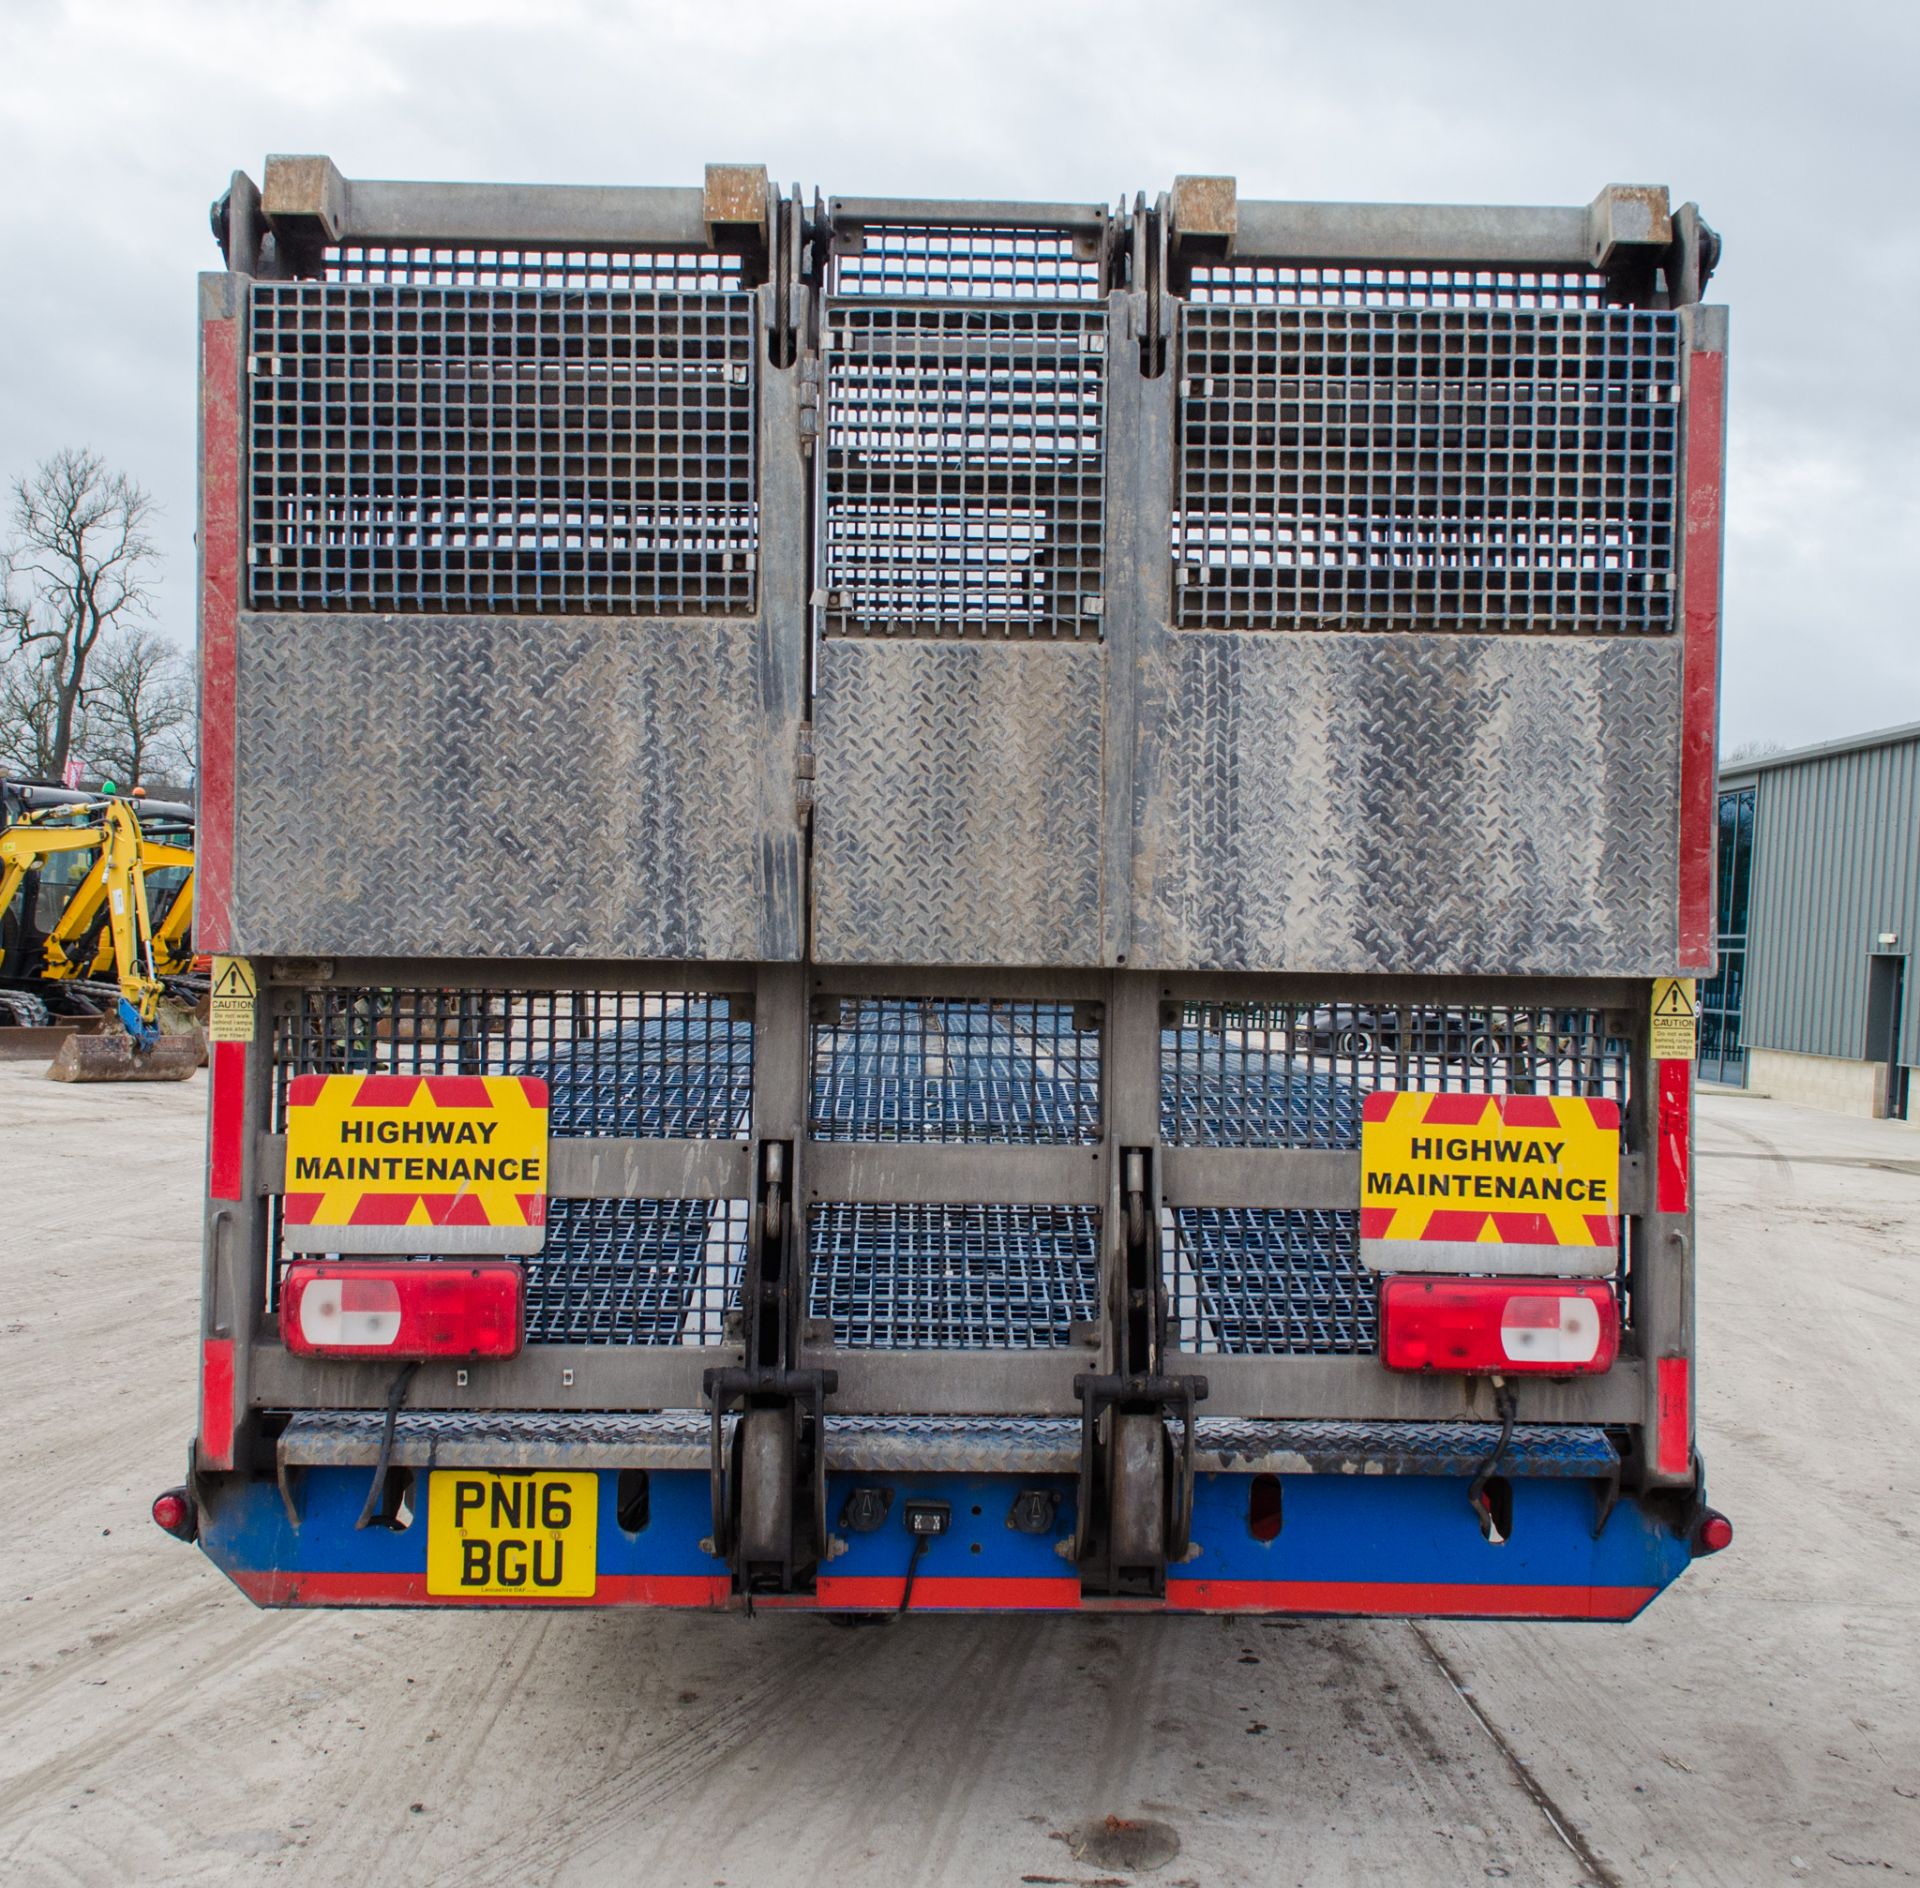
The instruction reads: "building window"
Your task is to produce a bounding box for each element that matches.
[1699,785,1755,1085]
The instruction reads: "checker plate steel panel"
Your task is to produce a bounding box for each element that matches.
[230,613,800,960]
[1132,633,1681,974]
[811,640,1104,966]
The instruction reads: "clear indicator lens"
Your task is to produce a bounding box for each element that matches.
[1500,1294,1601,1365]
[297,1276,402,1349]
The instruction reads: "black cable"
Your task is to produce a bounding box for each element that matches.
[1469,1380,1519,1538]
[897,1531,930,1615]
[354,1361,420,1531]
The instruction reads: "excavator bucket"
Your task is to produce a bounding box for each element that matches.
[48,1026,203,1083]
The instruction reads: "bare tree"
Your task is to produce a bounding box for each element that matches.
[1721,738,1788,766]
[3,449,158,778]
[84,627,196,788]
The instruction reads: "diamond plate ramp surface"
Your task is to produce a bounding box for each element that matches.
[811,641,1104,966]
[231,614,800,960]
[1132,633,1681,974]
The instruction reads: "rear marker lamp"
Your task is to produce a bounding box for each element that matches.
[1381,1277,1618,1375]
[280,1261,523,1360]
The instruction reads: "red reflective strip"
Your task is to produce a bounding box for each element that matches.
[1656,1355,1692,1476]
[208,1040,246,1201]
[1658,1058,1692,1213]
[1586,1096,1621,1130]
[282,1192,323,1224]
[228,1570,730,1608]
[1359,1207,1394,1239]
[352,1074,423,1108]
[517,1193,546,1226]
[799,1576,1081,1612]
[1422,1095,1494,1126]
[1165,1579,1654,1620]
[421,1075,494,1108]
[348,1193,418,1226]
[1421,1210,1490,1242]
[286,1072,325,1108]
[219,1568,1654,1620]
[1499,1095,1559,1127]
[518,1076,550,1106]
[199,1337,236,1470]
[1361,1091,1397,1122]
[197,315,240,950]
[1490,1212,1555,1245]
[1679,350,1726,965]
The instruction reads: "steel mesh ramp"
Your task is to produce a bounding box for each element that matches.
[1166,1208,1374,1356]
[526,1198,745,1346]
[524,1008,755,1138]
[808,1202,1099,1349]
[812,999,1099,1144]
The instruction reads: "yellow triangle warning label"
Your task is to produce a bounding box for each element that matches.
[211,956,257,1000]
[1653,979,1694,1019]
[1651,977,1697,1060]
[208,955,258,1043]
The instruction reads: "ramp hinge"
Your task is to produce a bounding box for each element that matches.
[795,721,815,824]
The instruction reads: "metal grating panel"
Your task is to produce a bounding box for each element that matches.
[1187,263,1608,309]
[270,987,753,1139]
[325,245,745,292]
[525,1197,746,1346]
[1173,305,1681,633]
[812,998,1100,1144]
[821,303,1107,637]
[1162,1002,1627,1149]
[1165,1208,1373,1355]
[830,224,1104,301]
[247,282,757,614]
[809,1203,1100,1349]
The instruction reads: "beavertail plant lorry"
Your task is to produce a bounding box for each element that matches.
[158,160,1733,1616]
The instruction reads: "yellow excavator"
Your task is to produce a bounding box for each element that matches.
[0,783,204,1079]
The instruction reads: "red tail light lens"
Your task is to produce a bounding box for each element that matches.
[151,1488,195,1540]
[1381,1277,1618,1375]
[280,1261,523,1359]
[1697,1512,1734,1554]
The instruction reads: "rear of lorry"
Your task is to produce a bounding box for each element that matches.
[161,164,1732,1616]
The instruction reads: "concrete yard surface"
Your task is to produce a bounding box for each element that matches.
[0,1062,1916,1886]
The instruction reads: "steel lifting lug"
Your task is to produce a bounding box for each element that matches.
[1071,1371,1209,1597]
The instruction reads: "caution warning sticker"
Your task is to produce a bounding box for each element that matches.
[1360,1091,1621,1277]
[1651,977,1697,1062]
[282,1074,549,1255]
[207,955,257,1043]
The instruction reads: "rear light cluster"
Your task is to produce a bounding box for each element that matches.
[1381,1277,1618,1375]
[280,1261,524,1359]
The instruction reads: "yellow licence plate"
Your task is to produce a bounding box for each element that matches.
[426,1471,597,1598]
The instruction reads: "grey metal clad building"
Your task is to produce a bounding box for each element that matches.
[1706,722,1920,1117]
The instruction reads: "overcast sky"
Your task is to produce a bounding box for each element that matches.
[2,0,1915,751]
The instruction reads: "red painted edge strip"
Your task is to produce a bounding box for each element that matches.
[197,313,240,950]
[218,1569,1655,1621]
[1678,350,1727,966]
[1656,1355,1692,1477]
[199,1337,236,1471]
[229,1570,731,1608]
[1166,1579,1654,1620]
[1657,1058,1692,1214]
[208,1039,246,1201]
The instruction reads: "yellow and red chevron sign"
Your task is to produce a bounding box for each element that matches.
[283,1074,549,1255]
[1359,1091,1620,1277]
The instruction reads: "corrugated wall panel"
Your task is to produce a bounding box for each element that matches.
[1742,736,1920,1065]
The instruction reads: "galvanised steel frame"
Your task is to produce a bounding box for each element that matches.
[192,163,1726,1596]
